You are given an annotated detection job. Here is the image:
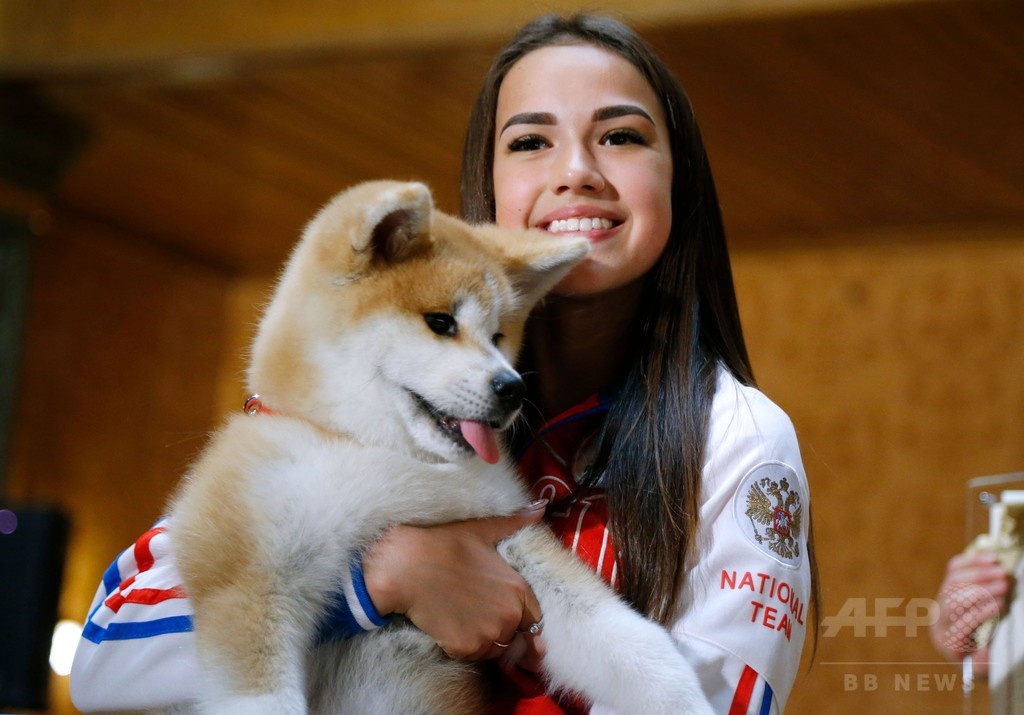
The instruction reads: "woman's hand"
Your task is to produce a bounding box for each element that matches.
[930,550,1012,675]
[363,502,547,662]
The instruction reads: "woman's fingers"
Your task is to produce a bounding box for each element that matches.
[361,503,547,661]
[931,549,1013,660]
[473,499,549,545]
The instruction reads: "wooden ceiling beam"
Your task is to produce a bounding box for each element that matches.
[0,0,932,79]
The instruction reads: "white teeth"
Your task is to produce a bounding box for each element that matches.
[547,217,613,233]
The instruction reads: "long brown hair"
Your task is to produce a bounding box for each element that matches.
[461,14,819,639]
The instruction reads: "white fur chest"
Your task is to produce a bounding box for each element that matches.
[224,415,531,541]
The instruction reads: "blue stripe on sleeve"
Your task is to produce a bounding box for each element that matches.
[350,556,389,628]
[758,681,774,715]
[82,615,194,644]
[102,557,123,596]
[316,592,366,644]
[316,555,391,644]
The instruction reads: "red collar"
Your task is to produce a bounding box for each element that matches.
[242,394,275,416]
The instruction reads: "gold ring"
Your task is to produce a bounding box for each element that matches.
[492,639,512,649]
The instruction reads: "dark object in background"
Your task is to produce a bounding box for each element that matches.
[0,505,69,710]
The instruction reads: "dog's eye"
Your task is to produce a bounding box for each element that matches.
[492,333,505,346]
[424,312,458,337]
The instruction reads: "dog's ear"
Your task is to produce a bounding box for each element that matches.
[479,227,590,305]
[352,181,433,264]
[304,181,434,275]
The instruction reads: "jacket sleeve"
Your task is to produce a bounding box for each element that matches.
[70,521,199,712]
[590,373,811,715]
[71,520,387,712]
[671,373,813,712]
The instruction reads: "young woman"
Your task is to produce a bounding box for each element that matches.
[71,14,817,714]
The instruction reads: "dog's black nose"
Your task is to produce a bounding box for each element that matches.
[491,371,525,409]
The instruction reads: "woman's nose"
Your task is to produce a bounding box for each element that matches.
[551,144,605,194]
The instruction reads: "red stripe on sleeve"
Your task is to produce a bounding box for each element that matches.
[133,525,166,573]
[123,586,187,606]
[103,574,136,612]
[729,664,759,715]
[104,585,187,613]
[102,526,175,613]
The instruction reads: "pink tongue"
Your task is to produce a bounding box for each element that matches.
[459,420,500,464]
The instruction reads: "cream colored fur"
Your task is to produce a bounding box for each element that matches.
[166,181,713,714]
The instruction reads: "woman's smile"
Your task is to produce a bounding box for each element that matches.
[538,205,623,239]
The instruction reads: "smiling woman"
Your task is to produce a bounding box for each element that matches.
[457,15,819,712]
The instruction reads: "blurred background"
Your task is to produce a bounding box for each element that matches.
[0,0,1021,712]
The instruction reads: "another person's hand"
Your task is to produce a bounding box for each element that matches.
[363,502,547,662]
[931,550,1012,675]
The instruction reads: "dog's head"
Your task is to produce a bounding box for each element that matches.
[248,181,589,463]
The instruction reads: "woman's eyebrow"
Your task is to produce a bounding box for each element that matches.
[499,111,556,134]
[593,104,654,124]
[499,105,654,134]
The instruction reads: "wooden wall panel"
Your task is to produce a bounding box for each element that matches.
[6,213,230,713]
[214,275,274,416]
[0,0,934,78]
[35,1,1023,276]
[734,226,1024,714]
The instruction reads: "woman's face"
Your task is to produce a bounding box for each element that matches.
[493,44,673,296]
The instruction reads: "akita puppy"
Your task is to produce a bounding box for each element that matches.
[167,181,712,714]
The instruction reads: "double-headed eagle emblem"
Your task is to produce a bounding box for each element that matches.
[745,475,802,561]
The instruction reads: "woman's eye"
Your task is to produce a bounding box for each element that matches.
[602,128,646,146]
[424,312,458,337]
[507,134,549,152]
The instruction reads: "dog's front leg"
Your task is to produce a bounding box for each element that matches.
[499,525,714,715]
[190,580,318,715]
